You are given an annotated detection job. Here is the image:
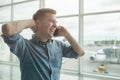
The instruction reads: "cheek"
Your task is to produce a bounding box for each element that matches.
[41,22,53,31]
[46,23,53,29]
[43,25,50,32]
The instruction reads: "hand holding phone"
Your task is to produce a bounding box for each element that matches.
[54,28,59,36]
[54,26,69,37]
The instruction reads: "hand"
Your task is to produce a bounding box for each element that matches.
[54,26,69,37]
[29,20,37,33]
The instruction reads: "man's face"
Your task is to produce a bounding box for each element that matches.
[37,13,57,38]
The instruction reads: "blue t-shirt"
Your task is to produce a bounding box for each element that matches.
[2,33,79,80]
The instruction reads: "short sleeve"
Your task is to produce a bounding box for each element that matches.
[61,41,79,59]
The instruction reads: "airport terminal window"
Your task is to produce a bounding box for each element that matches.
[13,0,39,20]
[84,0,120,13]
[83,13,120,76]
[45,0,79,16]
[1,0,120,80]
[0,6,11,22]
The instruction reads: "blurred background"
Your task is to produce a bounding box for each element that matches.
[0,0,120,80]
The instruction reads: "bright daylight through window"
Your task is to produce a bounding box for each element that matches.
[0,0,120,80]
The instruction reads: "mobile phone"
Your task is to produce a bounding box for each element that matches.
[54,28,59,36]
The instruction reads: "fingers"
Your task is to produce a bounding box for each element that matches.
[57,25,62,30]
[57,25,65,31]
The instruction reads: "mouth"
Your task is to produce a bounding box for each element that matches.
[49,30,54,36]
[50,28,55,34]
[50,30,54,34]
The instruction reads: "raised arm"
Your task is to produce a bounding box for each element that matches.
[2,19,35,36]
[56,26,85,56]
[64,31,85,56]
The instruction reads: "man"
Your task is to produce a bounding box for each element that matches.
[1,8,84,80]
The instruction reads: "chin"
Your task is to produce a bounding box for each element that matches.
[48,34,53,39]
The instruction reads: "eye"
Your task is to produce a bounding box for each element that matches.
[49,19,57,23]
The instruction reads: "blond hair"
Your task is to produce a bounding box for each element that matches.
[33,8,56,21]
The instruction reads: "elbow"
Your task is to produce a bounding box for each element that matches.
[79,51,85,57]
[2,24,10,36]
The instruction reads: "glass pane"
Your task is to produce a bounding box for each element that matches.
[84,0,120,13]
[0,24,10,61]
[13,1,39,20]
[83,13,120,77]
[60,74,78,80]
[13,0,30,3]
[0,64,10,80]
[0,6,11,22]
[11,54,19,63]
[57,17,79,71]
[57,17,79,41]
[83,78,99,80]
[12,66,20,80]
[45,0,79,16]
[83,77,116,80]
[0,0,11,6]
[20,28,33,39]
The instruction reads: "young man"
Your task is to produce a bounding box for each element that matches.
[1,8,84,80]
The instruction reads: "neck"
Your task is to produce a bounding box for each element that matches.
[35,33,49,42]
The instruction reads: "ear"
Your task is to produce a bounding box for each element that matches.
[31,26,38,33]
[36,19,40,25]
[30,20,39,33]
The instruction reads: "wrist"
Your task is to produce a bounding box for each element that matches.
[64,32,71,39]
[31,20,36,27]
[26,19,36,28]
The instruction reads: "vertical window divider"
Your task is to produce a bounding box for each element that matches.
[10,0,14,80]
[78,0,84,80]
[40,0,45,8]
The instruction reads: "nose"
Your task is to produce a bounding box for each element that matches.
[53,23,58,28]
[52,20,58,27]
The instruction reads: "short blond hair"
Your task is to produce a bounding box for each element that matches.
[33,8,56,21]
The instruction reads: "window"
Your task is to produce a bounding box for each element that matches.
[0,64,10,80]
[83,13,120,77]
[60,73,78,80]
[1,0,120,80]
[13,0,30,3]
[0,6,11,22]
[83,0,120,79]
[13,1,39,20]
[45,0,79,16]
[0,0,11,6]
[84,0,120,13]
[12,66,20,80]
[57,17,79,41]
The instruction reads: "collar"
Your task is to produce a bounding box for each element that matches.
[32,34,52,45]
